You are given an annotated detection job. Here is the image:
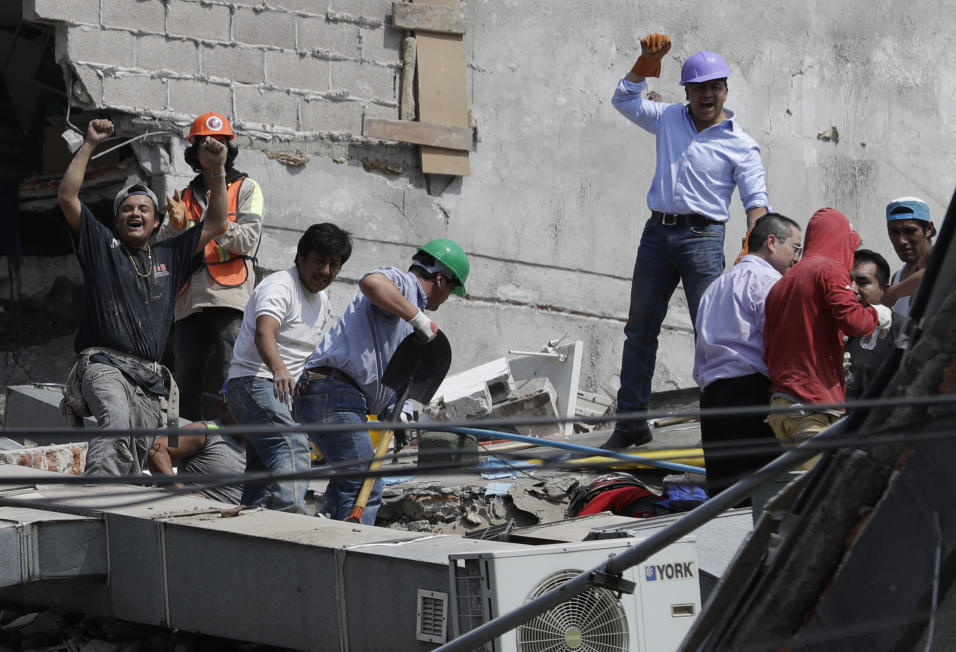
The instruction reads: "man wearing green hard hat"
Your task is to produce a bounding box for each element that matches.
[294,238,469,524]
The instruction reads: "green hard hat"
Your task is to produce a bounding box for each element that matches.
[418,238,469,296]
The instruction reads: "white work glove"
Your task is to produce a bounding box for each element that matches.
[873,304,893,339]
[408,309,438,342]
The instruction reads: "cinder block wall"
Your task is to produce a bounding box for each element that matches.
[30,0,399,133]
[19,0,956,402]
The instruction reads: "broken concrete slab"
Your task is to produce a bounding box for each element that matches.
[490,377,560,438]
[0,441,87,475]
[430,356,515,408]
[515,377,557,402]
[425,384,491,421]
[574,388,615,432]
[509,340,583,437]
[377,473,576,535]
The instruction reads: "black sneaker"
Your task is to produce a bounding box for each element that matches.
[599,422,653,451]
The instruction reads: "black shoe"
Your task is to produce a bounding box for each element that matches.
[600,423,653,451]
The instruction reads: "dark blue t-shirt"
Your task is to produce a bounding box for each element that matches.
[73,204,202,361]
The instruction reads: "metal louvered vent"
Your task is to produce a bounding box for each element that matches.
[517,569,630,652]
[417,588,449,644]
[452,558,488,638]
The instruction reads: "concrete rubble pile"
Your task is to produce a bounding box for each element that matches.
[367,341,609,534]
[1,340,604,536]
[376,474,587,535]
[420,339,587,444]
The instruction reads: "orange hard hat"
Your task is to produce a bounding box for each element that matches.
[188,112,235,141]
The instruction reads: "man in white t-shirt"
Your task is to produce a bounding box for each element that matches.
[226,223,352,513]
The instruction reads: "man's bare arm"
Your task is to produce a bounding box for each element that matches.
[147,426,211,488]
[746,206,768,230]
[57,120,114,233]
[253,314,294,404]
[883,268,924,307]
[194,137,229,255]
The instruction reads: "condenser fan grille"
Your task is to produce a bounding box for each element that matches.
[516,569,630,652]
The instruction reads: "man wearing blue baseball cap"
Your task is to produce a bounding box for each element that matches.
[605,34,770,450]
[883,196,935,317]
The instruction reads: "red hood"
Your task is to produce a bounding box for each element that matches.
[802,207,860,271]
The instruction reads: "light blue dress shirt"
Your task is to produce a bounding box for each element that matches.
[304,266,427,415]
[693,255,782,388]
[612,79,768,222]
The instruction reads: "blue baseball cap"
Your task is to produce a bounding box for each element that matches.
[886,196,935,237]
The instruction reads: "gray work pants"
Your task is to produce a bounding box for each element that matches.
[81,362,161,477]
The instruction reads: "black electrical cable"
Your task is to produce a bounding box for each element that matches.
[6,391,955,443]
[1,397,954,491]
[4,409,956,516]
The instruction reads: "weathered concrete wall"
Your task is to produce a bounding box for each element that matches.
[20,0,956,397]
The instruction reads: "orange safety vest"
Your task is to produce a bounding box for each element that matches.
[181,177,249,289]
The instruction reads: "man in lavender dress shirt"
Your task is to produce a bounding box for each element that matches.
[604,34,770,450]
[693,213,801,497]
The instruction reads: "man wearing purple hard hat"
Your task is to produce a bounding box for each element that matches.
[882,196,935,317]
[605,34,770,450]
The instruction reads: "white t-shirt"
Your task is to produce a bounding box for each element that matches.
[227,267,332,381]
[890,268,912,317]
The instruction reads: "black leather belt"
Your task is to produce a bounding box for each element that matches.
[651,210,720,228]
[305,366,362,392]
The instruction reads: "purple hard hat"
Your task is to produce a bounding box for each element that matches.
[680,51,732,85]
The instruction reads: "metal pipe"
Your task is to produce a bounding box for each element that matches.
[507,349,568,361]
[435,421,846,652]
[91,130,175,159]
[441,426,705,475]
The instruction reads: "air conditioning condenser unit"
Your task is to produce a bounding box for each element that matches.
[448,536,700,651]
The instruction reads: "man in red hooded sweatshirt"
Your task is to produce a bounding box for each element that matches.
[763,208,892,468]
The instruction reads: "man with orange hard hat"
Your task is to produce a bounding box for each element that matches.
[157,112,264,422]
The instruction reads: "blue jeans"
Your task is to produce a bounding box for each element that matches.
[616,217,725,416]
[293,373,382,525]
[226,376,311,514]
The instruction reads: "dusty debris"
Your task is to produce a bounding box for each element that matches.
[264,150,310,166]
[0,604,257,651]
[509,485,558,523]
[361,158,406,175]
[377,478,575,534]
[78,640,121,652]
[527,475,580,501]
